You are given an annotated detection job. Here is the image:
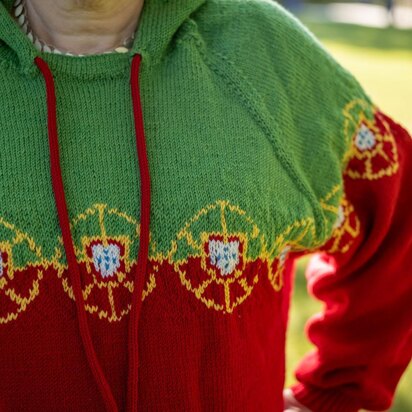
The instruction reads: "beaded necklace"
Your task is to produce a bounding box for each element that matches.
[12,0,135,56]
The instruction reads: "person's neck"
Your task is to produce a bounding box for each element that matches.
[24,0,144,54]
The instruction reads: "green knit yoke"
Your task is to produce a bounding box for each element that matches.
[0,0,371,266]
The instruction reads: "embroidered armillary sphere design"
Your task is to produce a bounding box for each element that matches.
[343,99,399,180]
[51,203,156,322]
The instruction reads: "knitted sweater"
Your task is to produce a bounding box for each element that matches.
[0,0,411,410]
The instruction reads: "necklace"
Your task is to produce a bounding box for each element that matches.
[12,0,136,56]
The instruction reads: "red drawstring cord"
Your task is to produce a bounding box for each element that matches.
[34,56,119,412]
[126,53,151,412]
[34,53,151,412]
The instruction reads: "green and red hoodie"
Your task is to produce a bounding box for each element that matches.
[0,0,411,410]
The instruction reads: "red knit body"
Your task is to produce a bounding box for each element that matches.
[0,256,299,411]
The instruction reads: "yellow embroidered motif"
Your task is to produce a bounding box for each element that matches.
[0,199,340,322]
[319,184,342,216]
[317,183,361,254]
[0,217,46,324]
[263,217,316,291]
[168,200,263,314]
[51,203,157,322]
[343,99,399,180]
[321,194,360,254]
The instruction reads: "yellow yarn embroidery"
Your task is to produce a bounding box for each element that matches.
[1,199,338,322]
[52,203,157,322]
[318,184,361,254]
[168,200,262,314]
[0,216,46,324]
[264,217,316,291]
[343,99,399,180]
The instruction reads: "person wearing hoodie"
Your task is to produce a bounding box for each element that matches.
[0,0,410,411]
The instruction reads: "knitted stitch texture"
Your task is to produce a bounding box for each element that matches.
[0,0,411,410]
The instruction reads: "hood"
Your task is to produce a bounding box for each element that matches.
[0,0,207,77]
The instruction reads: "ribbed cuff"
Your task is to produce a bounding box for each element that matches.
[290,383,362,412]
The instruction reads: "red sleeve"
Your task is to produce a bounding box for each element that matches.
[289,104,412,412]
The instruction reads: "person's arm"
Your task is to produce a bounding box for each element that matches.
[287,105,412,412]
[205,2,412,408]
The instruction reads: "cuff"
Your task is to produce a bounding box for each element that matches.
[290,383,362,412]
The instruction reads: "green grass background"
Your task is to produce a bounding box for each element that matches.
[285,20,412,412]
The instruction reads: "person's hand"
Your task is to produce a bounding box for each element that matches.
[283,388,385,412]
[283,388,312,412]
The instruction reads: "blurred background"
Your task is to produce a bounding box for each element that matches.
[279,1,412,410]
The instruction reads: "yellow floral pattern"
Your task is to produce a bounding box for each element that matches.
[343,99,399,180]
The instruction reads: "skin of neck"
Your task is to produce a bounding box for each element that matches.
[24,0,145,54]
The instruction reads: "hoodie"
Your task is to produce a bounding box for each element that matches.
[0,0,411,411]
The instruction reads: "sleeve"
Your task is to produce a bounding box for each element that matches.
[289,102,412,412]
